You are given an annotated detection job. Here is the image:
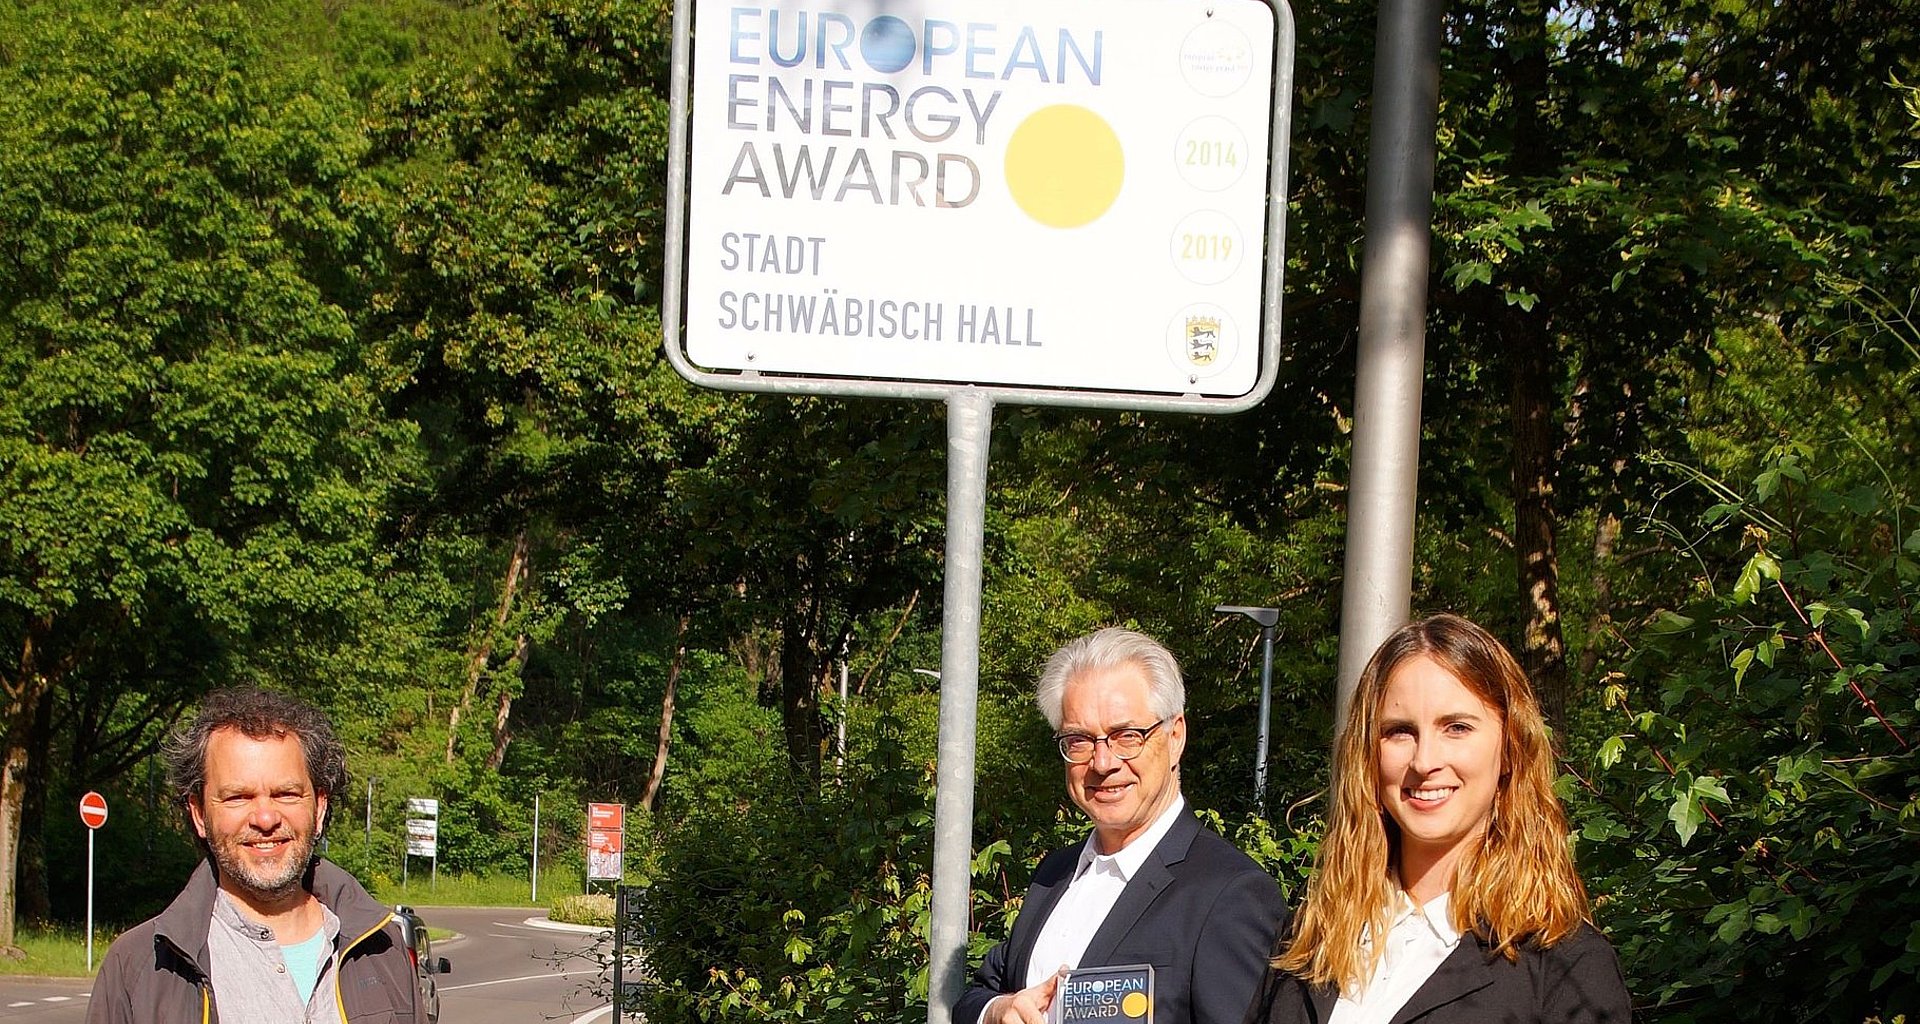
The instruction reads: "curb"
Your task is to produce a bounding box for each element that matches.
[522,916,609,934]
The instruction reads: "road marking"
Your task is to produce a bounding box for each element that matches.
[567,1006,613,1024]
[8,1002,35,1007]
[441,968,601,992]
[43,997,72,1003]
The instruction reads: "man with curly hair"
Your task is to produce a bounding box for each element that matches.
[89,688,423,1023]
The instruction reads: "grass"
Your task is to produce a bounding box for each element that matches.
[368,864,589,908]
[0,923,113,978]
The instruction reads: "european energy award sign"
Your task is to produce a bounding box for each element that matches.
[679,0,1286,400]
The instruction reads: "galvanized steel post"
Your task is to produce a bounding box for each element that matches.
[1336,0,1444,726]
[926,388,994,1024]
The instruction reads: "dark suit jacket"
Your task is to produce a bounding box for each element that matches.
[955,810,1287,1024]
[1242,922,1631,1024]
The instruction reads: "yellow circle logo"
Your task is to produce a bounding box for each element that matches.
[1003,105,1124,228]
[1122,991,1149,1018]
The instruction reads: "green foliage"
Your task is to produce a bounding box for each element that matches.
[1204,810,1322,907]
[636,699,935,1022]
[1579,451,1919,1021]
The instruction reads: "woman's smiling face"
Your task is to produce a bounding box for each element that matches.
[1375,654,1504,877]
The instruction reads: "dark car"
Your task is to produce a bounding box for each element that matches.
[393,904,452,1023]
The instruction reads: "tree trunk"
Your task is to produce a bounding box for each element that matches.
[1508,310,1569,725]
[448,529,530,763]
[779,614,824,783]
[854,590,919,696]
[0,619,55,949]
[1501,0,1569,726]
[483,633,530,772]
[1578,511,1622,681]
[15,691,54,925]
[640,615,691,813]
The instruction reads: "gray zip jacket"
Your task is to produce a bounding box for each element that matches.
[87,859,423,1024]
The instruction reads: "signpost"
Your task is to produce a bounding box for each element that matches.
[587,802,625,886]
[79,791,108,971]
[405,797,439,889]
[663,1,1294,1018]
[611,884,648,1024]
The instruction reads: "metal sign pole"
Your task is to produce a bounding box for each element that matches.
[86,828,95,972]
[925,388,993,1024]
[1255,623,1275,816]
[1335,0,1443,725]
[612,886,628,1024]
[531,794,541,904]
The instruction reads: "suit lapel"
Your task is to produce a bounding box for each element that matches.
[1306,980,1339,1024]
[1011,838,1087,985]
[1077,812,1198,965]
[1385,936,1498,1024]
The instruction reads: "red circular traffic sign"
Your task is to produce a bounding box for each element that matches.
[79,791,108,830]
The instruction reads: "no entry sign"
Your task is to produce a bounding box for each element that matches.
[78,791,108,830]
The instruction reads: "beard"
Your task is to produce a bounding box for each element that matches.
[207,825,319,903]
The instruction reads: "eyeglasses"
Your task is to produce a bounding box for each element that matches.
[1055,718,1171,764]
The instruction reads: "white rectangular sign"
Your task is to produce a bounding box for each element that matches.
[407,797,439,816]
[406,817,438,858]
[683,0,1280,397]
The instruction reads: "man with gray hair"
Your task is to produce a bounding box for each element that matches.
[89,688,423,1023]
[955,627,1286,1024]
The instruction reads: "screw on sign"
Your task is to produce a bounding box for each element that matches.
[79,790,109,829]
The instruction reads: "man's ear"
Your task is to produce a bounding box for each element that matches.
[187,794,209,840]
[315,792,330,836]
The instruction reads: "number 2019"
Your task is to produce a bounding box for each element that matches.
[1180,234,1234,261]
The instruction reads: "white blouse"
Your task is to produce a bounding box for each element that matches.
[1326,890,1463,1024]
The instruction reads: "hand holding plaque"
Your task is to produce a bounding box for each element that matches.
[1048,963,1154,1024]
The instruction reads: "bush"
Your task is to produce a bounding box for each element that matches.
[636,700,935,1022]
[550,893,615,928]
[1576,449,1920,1022]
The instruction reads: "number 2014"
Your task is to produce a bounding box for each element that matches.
[1184,140,1239,167]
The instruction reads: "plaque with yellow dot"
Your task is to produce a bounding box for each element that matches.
[1049,962,1154,1024]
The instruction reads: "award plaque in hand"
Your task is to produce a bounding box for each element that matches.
[1049,963,1154,1024]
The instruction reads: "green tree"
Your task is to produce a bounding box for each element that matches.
[0,0,405,943]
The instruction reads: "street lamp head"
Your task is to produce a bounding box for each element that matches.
[1214,604,1280,629]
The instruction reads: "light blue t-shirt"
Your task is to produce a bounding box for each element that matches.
[281,927,332,1004]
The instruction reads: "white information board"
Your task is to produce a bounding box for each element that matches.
[680,0,1284,399]
[406,817,439,858]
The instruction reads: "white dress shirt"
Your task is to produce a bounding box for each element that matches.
[1022,797,1187,988]
[1326,889,1463,1024]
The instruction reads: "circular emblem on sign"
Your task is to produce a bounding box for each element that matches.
[1122,992,1150,1018]
[1004,105,1125,228]
[1168,209,1246,286]
[1174,116,1251,192]
[1179,20,1255,97]
[1165,302,1241,378]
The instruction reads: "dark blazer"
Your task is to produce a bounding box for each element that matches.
[1242,922,1631,1024]
[956,809,1287,1024]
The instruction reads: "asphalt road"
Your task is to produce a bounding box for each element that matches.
[0,904,618,1023]
[427,904,616,1023]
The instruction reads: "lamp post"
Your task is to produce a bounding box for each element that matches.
[1215,605,1280,816]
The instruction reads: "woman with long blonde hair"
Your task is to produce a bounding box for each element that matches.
[1244,614,1630,1023]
